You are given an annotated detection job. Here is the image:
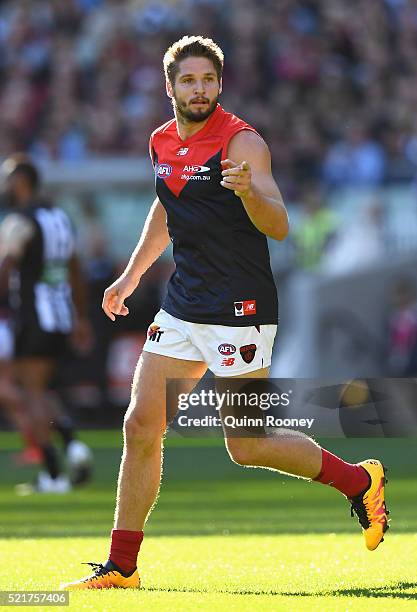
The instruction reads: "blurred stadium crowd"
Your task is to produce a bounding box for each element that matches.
[1,0,417,194]
[2,0,417,427]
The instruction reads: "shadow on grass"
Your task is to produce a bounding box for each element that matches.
[143,581,417,599]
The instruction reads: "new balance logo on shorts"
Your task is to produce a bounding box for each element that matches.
[221,357,235,366]
[148,324,164,342]
[234,300,257,317]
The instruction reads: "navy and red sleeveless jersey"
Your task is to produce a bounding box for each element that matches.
[149,104,278,326]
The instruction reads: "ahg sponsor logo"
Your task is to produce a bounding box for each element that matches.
[183,165,210,173]
[181,174,211,181]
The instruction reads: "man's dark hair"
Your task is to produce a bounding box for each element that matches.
[3,154,40,191]
[163,35,224,86]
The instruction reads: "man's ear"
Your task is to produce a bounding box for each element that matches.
[219,77,223,95]
[166,80,173,99]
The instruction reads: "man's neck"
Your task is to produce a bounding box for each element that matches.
[16,193,34,209]
[175,110,212,141]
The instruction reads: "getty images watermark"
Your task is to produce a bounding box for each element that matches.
[176,388,314,430]
[166,379,316,437]
[167,378,417,438]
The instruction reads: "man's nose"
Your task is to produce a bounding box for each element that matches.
[193,80,205,94]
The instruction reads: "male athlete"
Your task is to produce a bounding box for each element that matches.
[63,36,389,589]
[0,155,92,492]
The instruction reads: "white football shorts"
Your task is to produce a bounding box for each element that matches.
[143,309,277,376]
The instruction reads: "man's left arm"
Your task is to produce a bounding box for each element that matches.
[221,130,289,241]
[69,252,94,354]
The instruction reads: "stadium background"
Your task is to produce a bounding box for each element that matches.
[1,1,417,608]
[2,0,417,408]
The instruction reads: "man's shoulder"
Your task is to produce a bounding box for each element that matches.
[0,212,36,258]
[217,105,253,128]
[150,117,177,143]
[0,211,34,227]
[216,106,259,141]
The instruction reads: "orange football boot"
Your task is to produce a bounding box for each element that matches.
[61,561,140,590]
[349,459,390,551]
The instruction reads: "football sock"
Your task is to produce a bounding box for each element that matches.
[21,427,38,448]
[53,415,75,450]
[41,443,61,480]
[109,529,144,574]
[313,448,370,498]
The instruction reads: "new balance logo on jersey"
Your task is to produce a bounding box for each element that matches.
[177,147,189,156]
[234,300,257,316]
[147,324,164,342]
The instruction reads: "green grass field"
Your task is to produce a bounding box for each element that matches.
[1,432,416,611]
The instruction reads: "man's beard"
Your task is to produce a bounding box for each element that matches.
[173,94,218,123]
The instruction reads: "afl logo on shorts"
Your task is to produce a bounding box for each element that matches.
[155,163,172,179]
[218,343,236,356]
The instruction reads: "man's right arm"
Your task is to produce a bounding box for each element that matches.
[123,198,170,285]
[102,198,170,321]
[0,213,35,298]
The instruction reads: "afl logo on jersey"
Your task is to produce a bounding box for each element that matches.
[155,163,172,179]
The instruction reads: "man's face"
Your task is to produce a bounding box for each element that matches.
[167,56,222,123]
[2,171,32,209]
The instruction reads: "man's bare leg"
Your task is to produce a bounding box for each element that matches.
[15,359,57,444]
[60,351,207,589]
[219,368,388,551]
[114,351,207,532]
[0,361,30,433]
[228,427,322,478]
[15,358,64,480]
[221,368,365,486]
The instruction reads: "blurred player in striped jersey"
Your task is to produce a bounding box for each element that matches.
[0,154,92,493]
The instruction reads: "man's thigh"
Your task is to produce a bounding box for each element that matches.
[126,351,207,431]
[15,357,56,393]
[216,367,270,441]
[226,367,269,379]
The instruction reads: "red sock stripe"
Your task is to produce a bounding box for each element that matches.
[109,529,144,574]
[314,448,370,498]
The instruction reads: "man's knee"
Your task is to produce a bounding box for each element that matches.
[225,438,262,466]
[123,408,164,454]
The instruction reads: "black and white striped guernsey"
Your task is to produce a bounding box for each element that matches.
[12,203,75,335]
